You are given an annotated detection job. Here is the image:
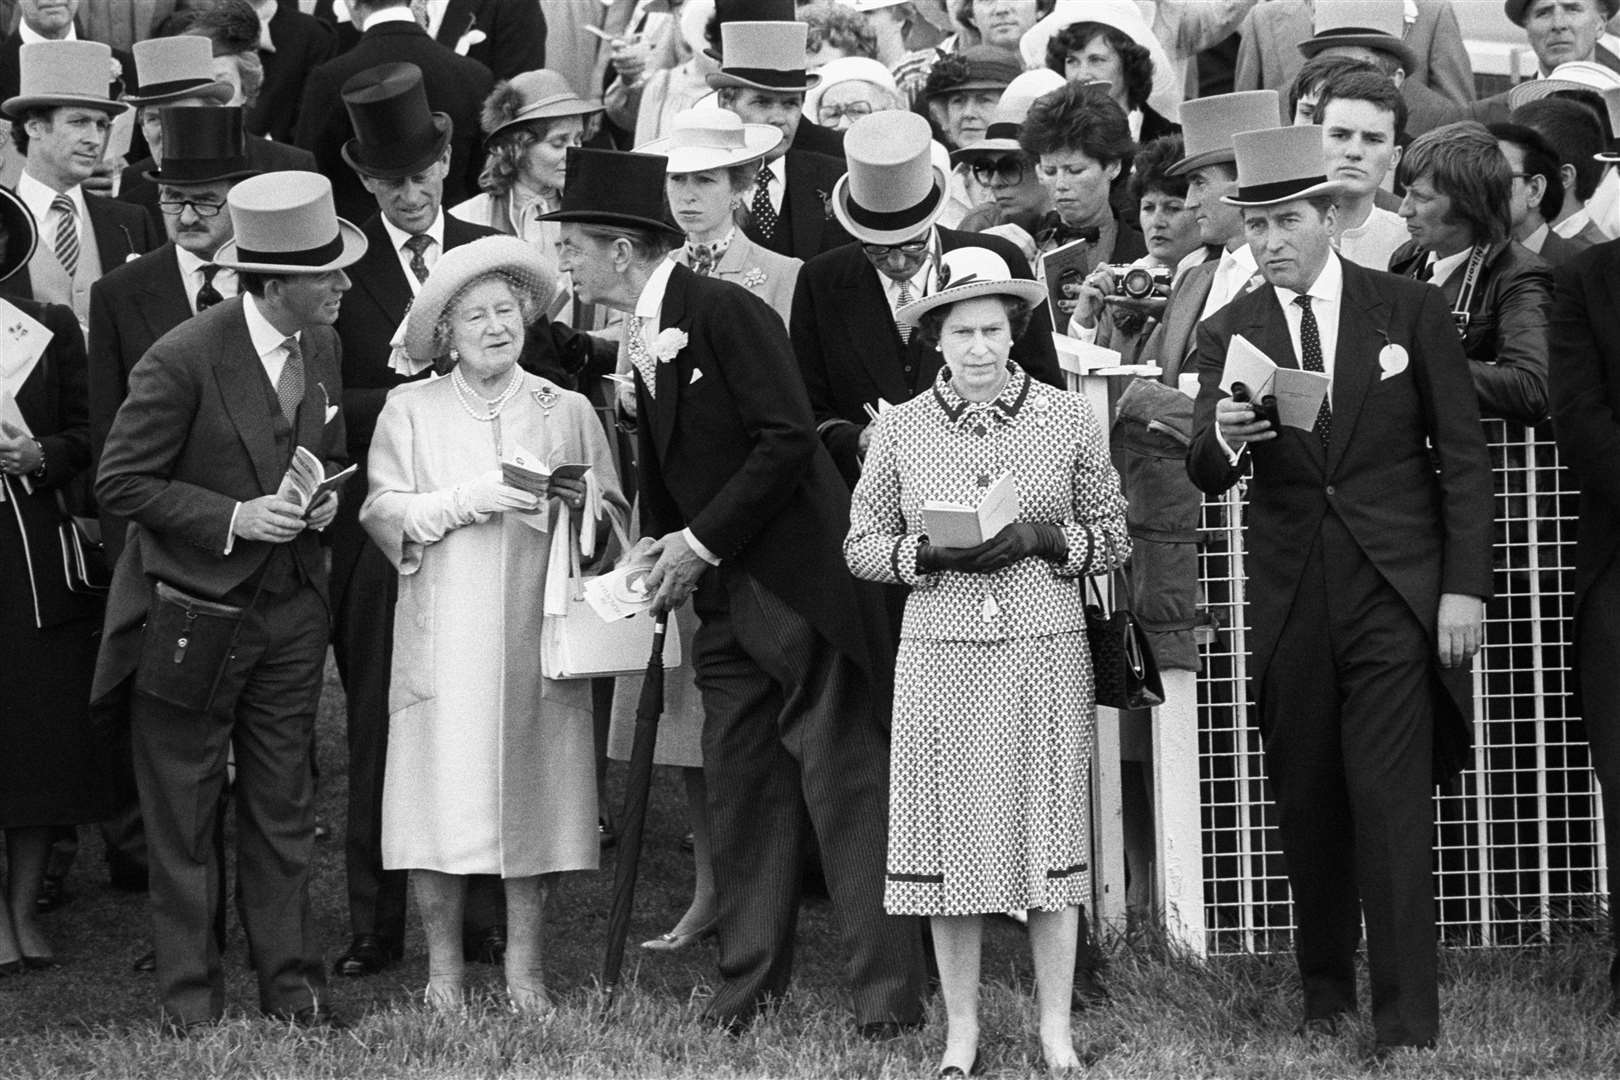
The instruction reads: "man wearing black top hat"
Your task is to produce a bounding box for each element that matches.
[548,146,924,1038]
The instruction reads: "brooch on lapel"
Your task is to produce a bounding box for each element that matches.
[1031,392,1051,428]
[652,328,689,362]
[533,385,558,415]
[817,188,834,222]
[742,268,766,289]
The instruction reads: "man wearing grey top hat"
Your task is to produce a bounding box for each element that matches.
[93,170,364,1033]
[1187,124,1492,1056]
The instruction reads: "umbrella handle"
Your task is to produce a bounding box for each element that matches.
[649,614,668,662]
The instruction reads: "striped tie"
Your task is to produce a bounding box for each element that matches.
[895,279,914,343]
[276,336,305,424]
[51,194,79,279]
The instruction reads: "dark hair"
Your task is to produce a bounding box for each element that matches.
[1019,81,1135,165]
[1489,121,1563,219]
[950,0,1057,41]
[1044,21,1154,112]
[1315,69,1409,139]
[1396,121,1512,245]
[1129,135,1187,203]
[914,294,1033,349]
[1288,53,1378,119]
[801,2,878,59]
[235,270,279,297]
[1511,96,1606,203]
[577,223,680,263]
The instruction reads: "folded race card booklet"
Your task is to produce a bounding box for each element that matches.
[500,443,589,496]
[276,446,355,518]
[922,472,1020,548]
[1219,333,1331,432]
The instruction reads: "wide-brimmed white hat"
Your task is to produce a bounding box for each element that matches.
[125,36,234,107]
[1167,90,1280,176]
[896,246,1046,326]
[212,171,368,274]
[404,236,558,363]
[636,108,781,172]
[2,40,129,118]
[1020,0,1180,123]
[1507,60,1620,112]
[802,56,899,123]
[706,21,821,92]
[831,111,948,246]
[1222,126,1346,207]
[949,68,1064,164]
[1297,0,1418,75]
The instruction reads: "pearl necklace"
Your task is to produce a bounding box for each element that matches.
[451,364,524,421]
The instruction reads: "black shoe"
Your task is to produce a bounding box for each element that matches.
[0,960,22,978]
[132,949,156,973]
[21,954,59,971]
[107,857,148,893]
[333,934,401,977]
[1296,1015,1341,1039]
[314,821,331,843]
[858,1020,922,1041]
[271,1005,350,1031]
[161,1013,220,1038]
[463,924,506,965]
[1370,1038,1434,1062]
[35,874,67,913]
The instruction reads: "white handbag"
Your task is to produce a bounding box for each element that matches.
[539,487,681,680]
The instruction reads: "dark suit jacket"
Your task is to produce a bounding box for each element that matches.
[1538,228,1584,268]
[1550,241,1620,678]
[0,191,161,303]
[432,0,545,81]
[87,242,194,562]
[744,149,849,260]
[1187,258,1494,780]
[792,227,1063,484]
[117,140,318,231]
[791,118,845,161]
[293,20,494,226]
[637,263,879,673]
[1388,238,1552,427]
[253,2,339,143]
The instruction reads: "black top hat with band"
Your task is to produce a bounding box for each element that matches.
[536,148,685,240]
[1222,125,1346,207]
[144,106,260,185]
[340,62,453,179]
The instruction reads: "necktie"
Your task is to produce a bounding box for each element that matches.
[403,233,433,285]
[276,335,305,424]
[51,194,79,279]
[895,278,915,343]
[196,264,222,312]
[750,164,779,242]
[1292,294,1332,449]
[627,315,657,400]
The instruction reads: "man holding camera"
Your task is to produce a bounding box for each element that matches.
[1068,91,1279,387]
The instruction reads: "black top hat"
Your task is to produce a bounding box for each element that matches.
[715,0,795,25]
[536,148,684,240]
[143,106,260,185]
[340,62,453,179]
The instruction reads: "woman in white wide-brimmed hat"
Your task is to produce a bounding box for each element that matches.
[360,236,631,1015]
[844,244,1130,1078]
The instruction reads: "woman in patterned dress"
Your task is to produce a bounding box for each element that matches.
[844,246,1130,1077]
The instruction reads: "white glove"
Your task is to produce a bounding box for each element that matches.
[455,469,541,518]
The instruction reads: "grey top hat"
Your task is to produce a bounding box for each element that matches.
[706,21,821,93]
[1222,125,1346,207]
[213,171,369,274]
[1298,0,1417,76]
[1167,90,1281,176]
[831,111,948,246]
[125,36,234,107]
[2,40,129,119]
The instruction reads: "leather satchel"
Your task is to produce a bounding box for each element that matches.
[135,581,248,713]
[539,497,682,680]
[54,490,110,596]
[1085,574,1163,711]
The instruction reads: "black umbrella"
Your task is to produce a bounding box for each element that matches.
[601,613,670,999]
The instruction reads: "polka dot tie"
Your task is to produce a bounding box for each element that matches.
[750,164,779,242]
[1292,294,1332,449]
[195,264,222,312]
[403,233,433,285]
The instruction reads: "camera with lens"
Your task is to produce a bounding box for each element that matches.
[1099,263,1172,301]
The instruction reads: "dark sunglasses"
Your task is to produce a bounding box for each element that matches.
[970,155,1026,187]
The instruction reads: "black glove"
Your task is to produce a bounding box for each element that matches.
[917,538,1003,574]
[972,522,1068,573]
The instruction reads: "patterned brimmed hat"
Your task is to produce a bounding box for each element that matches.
[895,246,1045,326]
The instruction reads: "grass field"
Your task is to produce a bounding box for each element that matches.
[3,663,1619,1078]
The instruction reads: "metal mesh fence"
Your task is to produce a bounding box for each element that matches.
[1195,421,1606,955]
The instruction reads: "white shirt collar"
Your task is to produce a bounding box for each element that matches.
[360,5,419,31]
[1273,249,1342,310]
[16,169,84,230]
[175,244,238,310]
[1522,222,1550,254]
[174,242,227,276]
[1426,246,1472,287]
[379,210,445,257]
[635,255,679,323]
[18,21,76,44]
[243,292,295,360]
[422,0,451,38]
[1553,207,1592,239]
[879,226,939,303]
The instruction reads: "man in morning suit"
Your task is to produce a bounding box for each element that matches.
[792,110,1059,488]
[1550,238,1620,1020]
[92,171,364,1032]
[549,147,925,1037]
[710,20,849,261]
[1186,125,1493,1054]
[0,40,160,324]
[115,35,316,230]
[246,0,339,144]
[293,0,492,226]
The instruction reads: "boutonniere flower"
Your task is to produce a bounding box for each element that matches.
[817,188,834,221]
[743,267,766,289]
[652,328,689,362]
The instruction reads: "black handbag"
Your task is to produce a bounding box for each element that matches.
[54,490,110,596]
[1085,574,1164,710]
[135,581,248,714]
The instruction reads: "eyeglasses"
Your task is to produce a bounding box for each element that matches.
[971,156,1026,187]
[158,198,225,218]
[818,101,874,125]
[861,237,931,257]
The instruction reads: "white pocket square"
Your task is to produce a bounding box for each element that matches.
[324,404,339,424]
[689,368,703,385]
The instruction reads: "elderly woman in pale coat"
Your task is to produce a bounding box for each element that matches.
[361,237,629,1015]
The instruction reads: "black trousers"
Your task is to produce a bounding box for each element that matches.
[132,584,328,1024]
[1576,558,1620,981]
[1258,513,1439,1047]
[692,565,925,1027]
